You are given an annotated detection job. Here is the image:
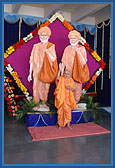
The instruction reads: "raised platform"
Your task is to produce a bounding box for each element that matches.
[25,109,92,127]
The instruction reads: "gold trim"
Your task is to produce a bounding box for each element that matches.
[39,17,43,25]
[27,112,56,114]
[22,17,43,26]
[22,17,38,26]
[84,28,86,39]
[4,17,20,24]
[86,28,96,35]
[101,24,104,90]
[96,22,103,29]
[73,25,96,35]
[4,16,44,26]
[96,19,110,29]
[104,19,111,27]
[27,110,85,114]
[19,19,22,41]
[37,21,39,28]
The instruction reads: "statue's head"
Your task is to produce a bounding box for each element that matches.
[38,26,51,43]
[68,30,81,46]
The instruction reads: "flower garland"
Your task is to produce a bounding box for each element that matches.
[4,12,74,57]
[4,27,41,58]
[4,12,106,99]
[4,74,20,116]
[4,58,32,101]
[80,37,106,95]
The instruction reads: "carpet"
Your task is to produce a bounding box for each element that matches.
[27,122,111,141]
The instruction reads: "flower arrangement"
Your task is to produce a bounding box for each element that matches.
[15,98,46,120]
[79,95,102,123]
[4,58,32,101]
[4,74,20,116]
[79,38,106,95]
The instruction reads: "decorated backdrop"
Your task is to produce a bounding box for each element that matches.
[4,13,106,116]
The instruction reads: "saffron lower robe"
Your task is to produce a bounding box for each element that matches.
[54,76,76,127]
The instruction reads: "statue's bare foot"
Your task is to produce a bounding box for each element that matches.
[58,126,62,130]
[43,103,49,108]
[35,102,50,111]
[33,106,39,111]
[67,124,73,129]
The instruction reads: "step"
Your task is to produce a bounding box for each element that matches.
[25,109,92,127]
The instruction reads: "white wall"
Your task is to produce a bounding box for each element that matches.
[57,11,71,22]
[4,4,44,17]
[18,5,44,17]
[4,4,12,13]
[76,5,111,25]
[94,5,111,24]
[79,16,95,25]
[4,4,71,21]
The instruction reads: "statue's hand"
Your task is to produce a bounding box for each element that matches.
[59,63,62,71]
[28,74,32,82]
[46,49,56,62]
[78,52,86,65]
[59,63,64,75]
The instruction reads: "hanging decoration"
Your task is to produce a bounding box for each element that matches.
[96,19,111,88]
[80,37,105,95]
[84,27,86,39]
[96,19,111,29]
[19,17,22,41]
[101,23,104,90]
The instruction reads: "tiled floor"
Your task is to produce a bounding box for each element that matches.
[4,111,111,164]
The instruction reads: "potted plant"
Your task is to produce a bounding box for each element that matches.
[78,95,102,123]
[15,98,46,120]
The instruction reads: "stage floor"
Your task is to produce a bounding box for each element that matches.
[4,110,111,164]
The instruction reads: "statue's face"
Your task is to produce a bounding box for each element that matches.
[70,35,79,45]
[40,32,49,43]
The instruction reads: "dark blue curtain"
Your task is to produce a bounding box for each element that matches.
[86,31,95,92]
[96,19,111,106]
[96,23,102,93]
[80,31,84,38]
[86,31,94,50]
[21,19,37,39]
[4,19,19,51]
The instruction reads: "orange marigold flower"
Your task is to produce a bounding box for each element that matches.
[44,20,51,26]
[90,74,98,84]
[63,19,74,31]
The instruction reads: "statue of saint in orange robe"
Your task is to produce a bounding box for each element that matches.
[28,26,58,109]
[54,69,76,128]
[60,30,89,104]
